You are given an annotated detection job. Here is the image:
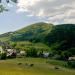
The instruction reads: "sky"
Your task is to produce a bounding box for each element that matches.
[0,0,75,34]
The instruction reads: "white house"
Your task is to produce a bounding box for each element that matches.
[6,49,16,57]
[20,51,26,56]
[43,52,49,58]
[68,56,75,61]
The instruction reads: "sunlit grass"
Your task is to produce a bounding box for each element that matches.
[0,58,74,75]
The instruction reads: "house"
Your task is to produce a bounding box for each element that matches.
[20,51,26,55]
[68,56,75,61]
[6,49,16,57]
[0,41,16,58]
[17,51,26,56]
[43,52,49,58]
[17,51,26,57]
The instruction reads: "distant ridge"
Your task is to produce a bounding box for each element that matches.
[0,22,53,42]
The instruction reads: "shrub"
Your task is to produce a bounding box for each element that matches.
[17,63,22,65]
[67,61,75,68]
[26,47,38,57]
[0,53,6,60]
[52,51,71,61]
[30,64,34,67]
[54,66,59,69]
[38,51,43,57]
[52,54,62,60]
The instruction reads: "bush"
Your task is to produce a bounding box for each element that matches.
[30,64,34,67]
[69,48,75,55]
[0,53,6,60]
[54,66,59,69]
[38,51,43,57]
[67,61,75,68]
[17,63,22,65]
[52,54,62,60]
[26,47,38,57]
[52,51,71,61]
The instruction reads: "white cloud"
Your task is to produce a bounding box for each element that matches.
[17,0,75,24]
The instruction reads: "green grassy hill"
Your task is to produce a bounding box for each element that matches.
[10,41,51,52]
[0,22,53,42]
[45,24,75,58]
[0,23,75,57]
[0,32,13,41]
[11,22,53,42]
[0,22,53,52]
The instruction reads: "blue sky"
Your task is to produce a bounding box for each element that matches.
[0,0,47,34]
[0,5,40,34]
[0,0,75,34]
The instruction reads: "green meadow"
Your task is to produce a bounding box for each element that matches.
[0,58,75,75]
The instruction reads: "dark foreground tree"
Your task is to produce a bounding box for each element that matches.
[0,0,17,13]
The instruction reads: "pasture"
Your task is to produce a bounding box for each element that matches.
[0,58,75,75]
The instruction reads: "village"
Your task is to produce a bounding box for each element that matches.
[0,41,51,60]
[0,41,75,62]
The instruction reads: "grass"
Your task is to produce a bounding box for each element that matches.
[46,59,67,67]
[0,58,75,75]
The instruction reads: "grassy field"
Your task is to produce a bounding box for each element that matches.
[0,58,75,75]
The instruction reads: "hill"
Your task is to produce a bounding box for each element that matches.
[0,23,75,58]
[46,24,75,48]
[0,22,53,42]
[0,22,53,52]
[11,22,53,42]
[0,32,13,41]
[45,24,75,59]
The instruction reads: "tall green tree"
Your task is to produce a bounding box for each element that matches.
[0,0,17,3]
[0,0,17,13]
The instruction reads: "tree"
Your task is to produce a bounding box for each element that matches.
[45,24,75,60]
[11,0,17,3]
[26,47,38,57]
[0,0,17,13]
[0,52,7,60]
[67,61,75,68]
[0,5,8,13]
[61,51,71,61]
[0,0,17,3]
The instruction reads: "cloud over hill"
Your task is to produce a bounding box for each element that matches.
[17,0,75,24]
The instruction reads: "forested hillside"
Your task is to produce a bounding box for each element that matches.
[0,23,75,60]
